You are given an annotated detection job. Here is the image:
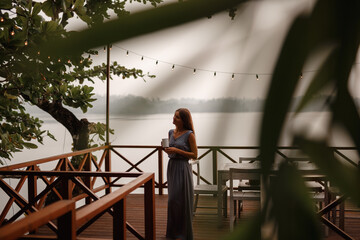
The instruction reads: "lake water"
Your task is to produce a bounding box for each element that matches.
[6,111,348,165]
[1,112,357,218]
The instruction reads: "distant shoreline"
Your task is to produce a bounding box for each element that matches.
[27,94,354,116]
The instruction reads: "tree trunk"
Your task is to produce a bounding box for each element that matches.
[36,99,90,152]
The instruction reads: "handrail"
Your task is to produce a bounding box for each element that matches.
[0,145,108,171]
[76,172,155,240]
[0,200,76,240]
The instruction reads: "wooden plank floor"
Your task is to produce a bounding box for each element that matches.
[37,194,360,239]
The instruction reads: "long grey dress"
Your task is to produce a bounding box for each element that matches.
[166,129,194,240]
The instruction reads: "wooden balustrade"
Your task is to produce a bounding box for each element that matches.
[0,145,357,239]
[0,200,76,240]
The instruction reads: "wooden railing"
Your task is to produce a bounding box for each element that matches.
[0,145,155,239]
[0,200,76,240]
[0,145,357,239]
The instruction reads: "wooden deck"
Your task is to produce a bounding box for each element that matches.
[35,194,360,240]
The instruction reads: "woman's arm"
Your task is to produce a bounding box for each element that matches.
[164,133,198,159]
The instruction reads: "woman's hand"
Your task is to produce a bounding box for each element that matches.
[164,147,178,154]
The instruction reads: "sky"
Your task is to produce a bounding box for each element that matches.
[82,0,359,100]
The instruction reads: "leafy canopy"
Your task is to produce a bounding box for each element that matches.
[0,0,158,162]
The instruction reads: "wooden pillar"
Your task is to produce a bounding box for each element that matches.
[85,153,92,204]
[113,199,126,240]
[144,176,155,240]
[105,147,112,194]
[158,147,164,195]
[60,159,72,200]
[28,165,37,206]
[58,204,76,240]
[28,165,37,234]
[212,148,218,185]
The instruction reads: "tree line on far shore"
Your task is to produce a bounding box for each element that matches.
[63,94,355,115]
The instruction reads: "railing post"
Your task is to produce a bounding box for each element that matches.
[158,147,163,195]
[144,175,155,240]
[58,204,76,240]
[85,153,92,204]
[212,148,218,185]
[60,159,72,200]
[105,147,112,194]
[28,165,37,234]
[113,199,126,240]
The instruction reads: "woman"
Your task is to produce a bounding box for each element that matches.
[164,108,198,240]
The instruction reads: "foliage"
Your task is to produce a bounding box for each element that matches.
[3,0,360,238]
[0,0,158,162]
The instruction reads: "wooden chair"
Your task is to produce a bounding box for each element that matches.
[229,167,261,231]
[233,157,261,216]
[190,160,227,216]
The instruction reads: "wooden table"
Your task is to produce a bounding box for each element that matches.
[216,161,325,223]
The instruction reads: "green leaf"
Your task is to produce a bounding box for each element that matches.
[23,142,38,149]
[260,15,309,173]
[42,1,55,18]
[295,136,360,204]
[40,0,246,57]
[294,50,336,113]
[32,3,42,16]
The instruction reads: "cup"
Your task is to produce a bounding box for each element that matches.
[161,138,169,148]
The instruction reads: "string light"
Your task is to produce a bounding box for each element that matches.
[24,39,28,46]
[58,58,61,63]
[0,17,4,22]
[10,30,15,36]
[232,73,235,80]
[67,60,71,63]
[112,45,332,81]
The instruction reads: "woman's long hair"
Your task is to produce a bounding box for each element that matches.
[176,108,195,135]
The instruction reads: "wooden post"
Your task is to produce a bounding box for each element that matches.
[58,205,76,240]
[144,176,155,240]
[28,165,37,234]
[158,147,163,195]
[105,147,112,194]
[212,148,218,185]
[113,199,126,240]
[85,153,92,204]
[60,159,72,200]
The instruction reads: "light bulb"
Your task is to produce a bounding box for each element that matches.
[193,69,196,74]
[256,74,259,81]
[172,64,175,70]
[0,17,4,22]
[232,74,234,80]
[24,40,28,46]
[126,51,129,56]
